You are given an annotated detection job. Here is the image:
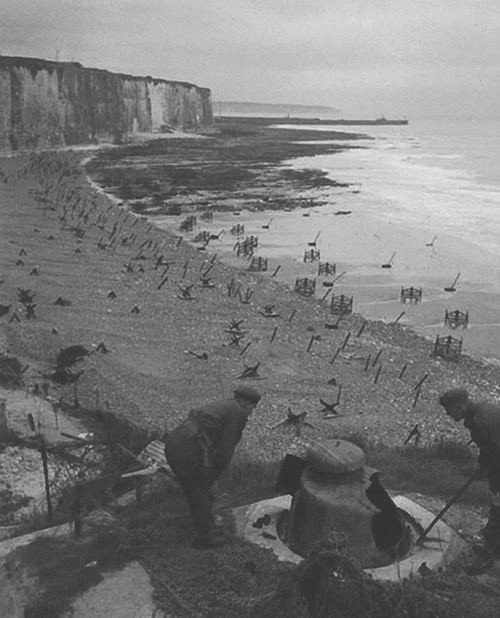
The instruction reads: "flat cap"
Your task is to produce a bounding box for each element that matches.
[439,388,469,407]
[234,385,261,404]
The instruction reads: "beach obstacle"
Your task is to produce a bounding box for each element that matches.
[200,209,213,221]
[237,362,261,379]
[269,408,314,436]
[238,288,253,304]
[200,276,215,289]
[432,335,463,361]
[308,231,321,247]
[444,273,461,292]
[318,261,337,276]
[178,283,195,300]
[319,388,342,417]
[444,309,469,329]
[193,230,211,244]
[248,256,268,272]
[25,304,37,320]
[262,218,273,229]
[303,248,320,262]
[227,331,246,347]
[260,304,280,318]
[325,315,343,330]
[234,236,258,257]
[230,223,244,236]
[425,236,437,247]
[393,311,406,325]
[381,251,396,269]
[357,321,367,337]
[295,277,316,297]
[400,286,422,304]
[179,215,197,232]
[330,294,353,316]
[403,424,421,446]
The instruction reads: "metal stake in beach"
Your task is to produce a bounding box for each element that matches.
[330,346,341,365]
[426,235,438,247]
[341,332,351,351]
[372,349,383,366]
[332,271,346,285]
[398,363,408,380]
[262,218,273,229]
[414,374,429,391]
[357,321,367,337]
[308,231,321,247]
[381,251,396,269]
[306,335,317,353]
[374,364,382,384]
[393,311,406,325]
[272,265,281,277]
[27,412,52,522]
[444,273,460,292]
[403,424,422,446]
[413,384,423,408]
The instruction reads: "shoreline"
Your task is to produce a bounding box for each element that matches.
[2,134,500,463]
[87,120,500,365]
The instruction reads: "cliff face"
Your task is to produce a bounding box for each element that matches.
[0,56,213,151]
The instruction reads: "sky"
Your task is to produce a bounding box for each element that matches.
[1,0,499,118]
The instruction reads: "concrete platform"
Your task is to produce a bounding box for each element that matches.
[232,494,465,581]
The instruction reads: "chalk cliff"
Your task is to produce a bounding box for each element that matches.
[0,56,213,152]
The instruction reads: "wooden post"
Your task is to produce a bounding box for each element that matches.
[372,349,383,366]
[414,374,429,391]
[40,437,53,522]
[270,327,278,343]
[240,341,252,356]
[357,321,367,337]
[413,385,422,408]
[330,346,341,365]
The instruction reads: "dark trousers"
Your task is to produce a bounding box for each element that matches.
[164,422,215,537]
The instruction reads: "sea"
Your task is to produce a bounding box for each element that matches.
[154,116,500,363]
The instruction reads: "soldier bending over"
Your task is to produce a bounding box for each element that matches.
[164,385,262,548]
[439,388,500,555]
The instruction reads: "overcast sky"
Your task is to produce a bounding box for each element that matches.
[1,0,499,118]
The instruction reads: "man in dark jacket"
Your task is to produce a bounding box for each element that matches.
[439,388,500,554]
[164,385,262,548]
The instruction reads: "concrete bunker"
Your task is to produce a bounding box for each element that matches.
[232,439,464,580]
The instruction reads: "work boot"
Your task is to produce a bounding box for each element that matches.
[192,529,228,550]
[483,506,500,556]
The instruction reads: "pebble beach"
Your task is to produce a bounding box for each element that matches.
[2,125,500,467]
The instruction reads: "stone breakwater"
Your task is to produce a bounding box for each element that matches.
[0,56,213,152]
